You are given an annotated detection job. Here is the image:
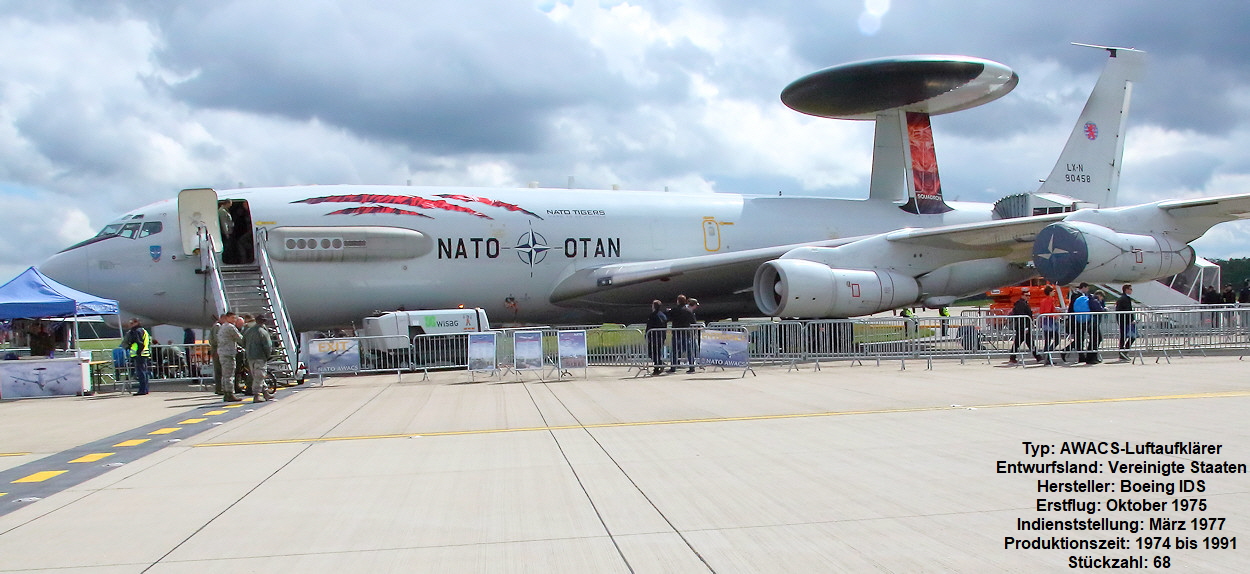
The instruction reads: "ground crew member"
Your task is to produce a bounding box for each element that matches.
[123,319,152,395]
[242,313,274,402]
[216,311,243,402]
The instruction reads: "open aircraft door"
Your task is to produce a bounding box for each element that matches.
[177,187,222,255]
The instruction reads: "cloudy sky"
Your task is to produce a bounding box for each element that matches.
[2,1,1249,283]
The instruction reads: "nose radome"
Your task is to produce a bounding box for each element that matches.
[38,245,92,294]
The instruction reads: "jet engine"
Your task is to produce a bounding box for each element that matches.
[754,259,920,318]
[1032,221,1194,285]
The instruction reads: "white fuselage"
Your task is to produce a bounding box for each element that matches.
[40,184,995,329]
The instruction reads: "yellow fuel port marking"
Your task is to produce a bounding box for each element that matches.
[178,418,207,424]
[69,453,114,463]
[148,428,180,435]
[204,410,228,415]
[114,439,149,447]
[13,470,67,483]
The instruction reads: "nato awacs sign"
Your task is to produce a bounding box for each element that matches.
[698,330,750,368]
[307,338,361,374]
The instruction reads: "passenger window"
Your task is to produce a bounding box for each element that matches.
[138,221,163,238]
[119,223,142,239]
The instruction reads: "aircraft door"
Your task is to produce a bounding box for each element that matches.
[221,199,255,265]
[178,188,221,255]
[702,217,721,252]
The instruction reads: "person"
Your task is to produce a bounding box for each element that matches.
[1008,289,1037,364]
[1115,284,1136,361]
[686,298,702,370]
[123,319,152,395]
[242,314,274,402]
[645,300,668,375]
[667,294,696,373]
[1089,291,1107,362]
[1239,279,1250,304]
[215,311,243,402]
[234,314,251,394]
[209,315,223,394]
[899,307,917,337]
[1037,285,1060,364]
[218,199,235,263]
[27,322,55,358]
[1062,283,1093,363]
[938,306,950,336]
[1202,285,1221,327]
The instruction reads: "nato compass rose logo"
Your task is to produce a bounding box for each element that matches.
[1084,121,1098,141]
[506,228,552,275]
[1032,223,1089,285]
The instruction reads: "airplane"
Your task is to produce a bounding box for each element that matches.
[36,44,1250,332]
[4,366,77,396]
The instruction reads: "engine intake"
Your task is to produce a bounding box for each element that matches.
[1032,221,1194,285]
[754,259,920,318]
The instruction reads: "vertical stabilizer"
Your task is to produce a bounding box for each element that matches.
[1037,45,1145,207]
[899,111,954,214]
[868,110,907,203]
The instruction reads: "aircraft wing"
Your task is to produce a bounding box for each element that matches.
[883,212,1067,251]
[1157,193,1250,220]
[548,236,865,304]
[549,213,1068,306]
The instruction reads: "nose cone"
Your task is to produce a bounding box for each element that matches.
[38,245,93,294]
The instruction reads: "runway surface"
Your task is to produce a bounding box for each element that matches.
[1,357,1247,572]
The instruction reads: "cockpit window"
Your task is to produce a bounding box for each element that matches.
[59,218,163,253]
[138,221,162,238]
[119,223,142,239]
[95,223,124,238]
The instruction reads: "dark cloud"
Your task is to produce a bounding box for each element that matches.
[144,2,638,155]
[3,0,1250,281]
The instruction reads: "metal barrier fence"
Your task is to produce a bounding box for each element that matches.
[128,308,1250,387]
[91,343,215,392]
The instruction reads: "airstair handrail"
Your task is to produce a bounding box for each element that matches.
[197,225,229,318]
[254,227,298,376]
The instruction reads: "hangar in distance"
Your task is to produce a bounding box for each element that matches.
[38,44,1250,331]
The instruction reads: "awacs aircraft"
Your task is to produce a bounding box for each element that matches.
[38,45,1250,330]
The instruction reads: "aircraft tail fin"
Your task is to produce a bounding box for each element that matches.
[897,111,953,214]
[1037,44,1146,207]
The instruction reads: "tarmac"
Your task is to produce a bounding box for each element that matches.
[0,356,1248,573]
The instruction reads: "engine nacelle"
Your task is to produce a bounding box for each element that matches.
[1032,221,1195,285]
[754,259,920,318]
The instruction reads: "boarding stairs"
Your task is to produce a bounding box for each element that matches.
[200,227,299,382]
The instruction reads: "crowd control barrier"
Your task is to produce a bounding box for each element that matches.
[246,306,1250,383]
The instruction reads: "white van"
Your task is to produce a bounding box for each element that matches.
[360,308,490,350]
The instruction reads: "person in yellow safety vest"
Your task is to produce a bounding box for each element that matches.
[899,307,917,336]
[123,318,152,395]
[938,306,951,336]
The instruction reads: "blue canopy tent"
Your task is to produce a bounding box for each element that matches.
[0,267,118,320]
[0,267,120,353]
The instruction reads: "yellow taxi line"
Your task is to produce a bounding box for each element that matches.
[196,390,1250,448]
[114,439,149,447]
